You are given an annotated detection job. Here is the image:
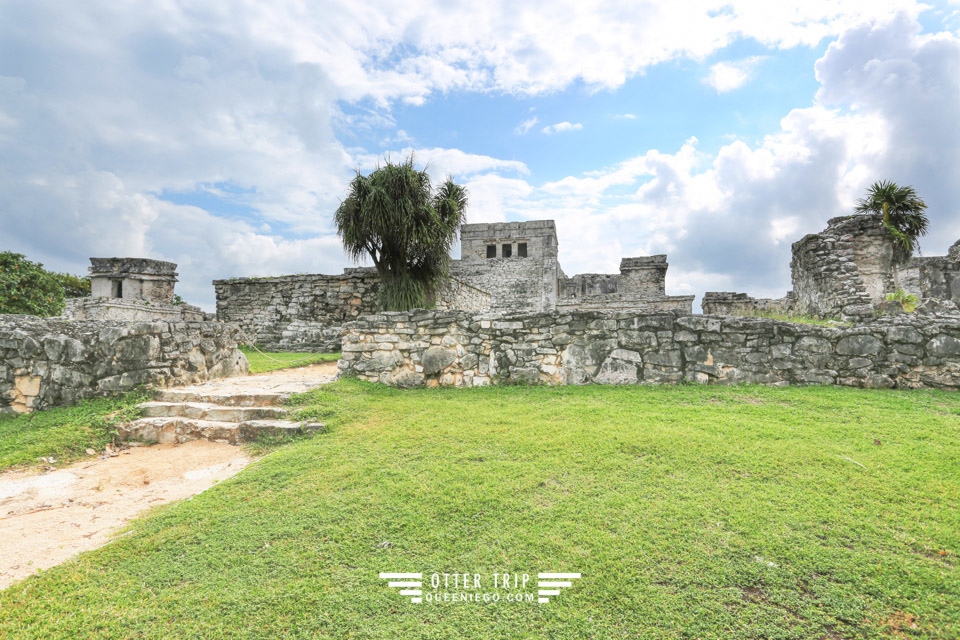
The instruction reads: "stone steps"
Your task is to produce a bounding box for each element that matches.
[121,384,325,445]
[139,401,289,422]
[153,389,291,407]
[120,417,324,445]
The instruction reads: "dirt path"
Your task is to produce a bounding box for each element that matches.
[0,361,338,590]
[0,441,249,589]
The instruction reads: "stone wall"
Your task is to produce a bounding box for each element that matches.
[0,315,248,414]
[64,298,207,323]
[338,309,960,390]
[791,215,960,319]
[435,276,492,312]
[450,258,558,313]
[791,215,878,319]
[556,293,694,313]
[701,292,793,316]
[213,269,379,352]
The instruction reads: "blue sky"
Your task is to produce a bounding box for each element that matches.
[2,1,959,310]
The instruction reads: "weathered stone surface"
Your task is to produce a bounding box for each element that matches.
[337,309,960,391]
[836,335,883,356]
[421,347,457,374]
[1,315,248,414]
[916,298,959,315]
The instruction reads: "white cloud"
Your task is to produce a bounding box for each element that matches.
[0,1,952,313]
[541,121,583,135]
[704,56,767,92]
[613,113,637,119]
[514,116,539,135]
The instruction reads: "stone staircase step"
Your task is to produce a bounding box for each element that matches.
[120,417,326,445]
[152,389,292,407]
[139,401,289,422]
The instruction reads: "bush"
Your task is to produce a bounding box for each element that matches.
[55,271,91,298]
[886,289,918,312]
[0,252,66,316]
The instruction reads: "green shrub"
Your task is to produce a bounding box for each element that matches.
[0,252,66,316]
[886,289,918,312]
[55,271,91,298]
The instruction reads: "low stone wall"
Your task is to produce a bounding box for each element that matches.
[0,315,248,414]
[214,269,379,352]
[701,292,793,316]
[338,310,960,390]
[64,298,207,322]
[556,294,694,313]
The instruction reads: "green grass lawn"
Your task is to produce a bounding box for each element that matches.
[240,347,340,374]
[0,391,146,472]
[1,381,958,639]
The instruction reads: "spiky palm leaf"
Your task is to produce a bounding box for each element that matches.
[335,156,468,311]
[854,180,929,262]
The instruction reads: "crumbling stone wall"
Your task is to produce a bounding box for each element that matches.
[339,310,960,390]
[701,292,793,316]
[791,216,878,319]
[791,215,960,318]
[0,315,248,414]
[214,269,379,352]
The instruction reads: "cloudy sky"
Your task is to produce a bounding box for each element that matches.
[2,1,959,310]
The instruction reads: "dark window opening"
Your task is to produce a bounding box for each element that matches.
[502,243,512,258]
[112,280,123,298]
[486,244,496,258]
[517,242,527,258]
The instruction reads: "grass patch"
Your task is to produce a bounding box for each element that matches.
[240,347,340,374]
[0,391,147,472]
[1,381,958,638]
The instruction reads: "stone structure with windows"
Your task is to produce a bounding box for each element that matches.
[215,219,693,351]
[64,257,205,322]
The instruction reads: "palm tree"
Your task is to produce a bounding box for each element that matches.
[335,156,468,311]
[854,180,929,262]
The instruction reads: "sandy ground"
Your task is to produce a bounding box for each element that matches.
[0,441,250,590]
[0,361,337,591]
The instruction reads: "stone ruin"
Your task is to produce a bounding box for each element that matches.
[215,220,693,352]
[703,214,960,320]
[64,257,206,322]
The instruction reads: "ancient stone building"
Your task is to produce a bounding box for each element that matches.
[703,214,960,319]
[64,257,205,322]
[215,219,693,351]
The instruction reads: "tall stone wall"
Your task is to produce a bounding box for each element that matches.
[338,310,960,390]
[556,294,694,313]
[213,269,379,352]
[792,215,960,319]
[0,315,248,414]
[791,216,878,319]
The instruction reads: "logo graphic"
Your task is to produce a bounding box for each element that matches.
[379,572,423,603]
[536,572,581,603]
[379,571,581,605]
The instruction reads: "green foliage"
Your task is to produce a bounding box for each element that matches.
[0,390,147,471]
[886,289,919,312]
[0,251,66,316]
[854,180,929,262]
[335,155,468,311]
[238,347,340,374]
[2,380,959,637]
[53,271,91,298]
